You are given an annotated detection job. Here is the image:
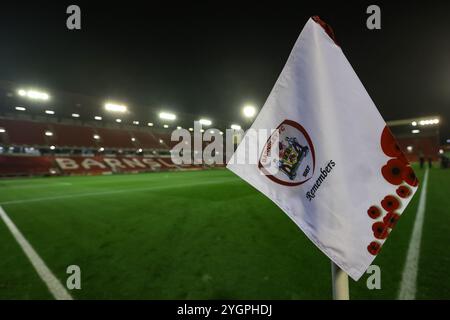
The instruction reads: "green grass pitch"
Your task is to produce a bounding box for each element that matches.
[0,166,449,299]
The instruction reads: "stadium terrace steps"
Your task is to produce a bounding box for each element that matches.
[0,155,207,177]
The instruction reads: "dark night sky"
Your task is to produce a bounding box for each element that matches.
[0,1,449,140]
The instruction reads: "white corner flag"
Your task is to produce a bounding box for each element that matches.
[227,16,419,281]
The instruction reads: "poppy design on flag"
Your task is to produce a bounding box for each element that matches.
[367,206,381,219]
[383,212,401,229]
[367,241,382,256]
[380,126,403,158]
[372,222,389,239]
[396,185,412,198]
[381,158,406,185]
[403,166,419,187]
[381,195,401,212]
[258,119,315,186]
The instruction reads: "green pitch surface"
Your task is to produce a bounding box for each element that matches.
[0,167,449,299]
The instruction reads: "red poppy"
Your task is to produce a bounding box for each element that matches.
[381,159,406,185]
[380,126,402,158]
[383,212,400,228]
[367,241,382,256]
[403,166,419,187]
[381,195,400,212]
[372,222,389,239]
[396,185,412,198]
[367,206,381,219]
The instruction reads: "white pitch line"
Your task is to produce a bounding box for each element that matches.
[0,206,72,300]
[398,167,429,300]
[0,178,237,205]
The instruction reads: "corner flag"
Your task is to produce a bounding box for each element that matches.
[227,16,419,281]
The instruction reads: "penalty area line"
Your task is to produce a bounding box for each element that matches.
[0,205,72,300]
[398,167,429,300]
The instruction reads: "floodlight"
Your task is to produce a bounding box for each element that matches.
[15,107,26,111]
[242,105,257,118]
[411,121,417,126]
[115,119,122,123]
[45,131,53,136]
[131,137,136,142]
[18,89,49,101]
[0,128,6,133]
[50,145,56,150]
[199,119,212,126]
[94,116,102,121]
[159,112,176,121]
[231,124,241,130]
[147,122,154,127]
[93,134,100,140]
[133,121,139,125]
[163,124,169,128]
[72,113,80,118]
[45,110,55,115]
[105,103,127,113]
[99,147,104,152]
[412,129,420,134]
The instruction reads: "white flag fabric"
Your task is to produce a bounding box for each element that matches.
[227,17,419,280]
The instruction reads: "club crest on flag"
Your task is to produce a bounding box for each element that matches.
[258,119,315,186]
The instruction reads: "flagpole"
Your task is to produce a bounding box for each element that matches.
[331,261,349,300]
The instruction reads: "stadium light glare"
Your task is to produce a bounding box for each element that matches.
[159,112,176,121]
[15,106,26,111]
[177,126,182,130]
[188,128,193,131]
[45,131,53,137]
[0,128,5,133]
[231,124,241,130]
[242,105,257,118]
[418,118,440,126]
[18,89,49,101]
[412,129,420,134]
[439,149,444,154]
[159,139,164,144]
[45,110,55,115]
[50,145,56,150]
[133,121,139,125]
[219,131,223,135]
[98,147,104,152]
[94,116,102,121]
[115,118,122,123]
[407,146,413,152]
[105,103,127,113]
[137,148,143,153]
[93,134,100,140]
[72,113,80,118]
[163,124,169,128]
[131,137,136,142]
[201,129,205,133]
[147,122,154,127]
[447,139,450,144]
[411,121,417,126]
[199,119,212,126]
